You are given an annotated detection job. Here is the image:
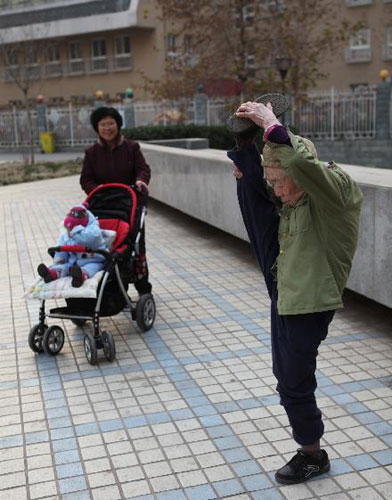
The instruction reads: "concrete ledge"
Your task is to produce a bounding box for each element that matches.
[312,139,392,169]
[141,142,392,309]
[147,138,210,149]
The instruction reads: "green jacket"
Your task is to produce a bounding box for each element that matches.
[267,132,363,315]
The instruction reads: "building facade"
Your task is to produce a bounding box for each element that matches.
[318,0,392,91]
[0,0,391,107]
[0,0,165,106]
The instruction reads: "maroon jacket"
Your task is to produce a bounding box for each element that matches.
[80,138,151,194]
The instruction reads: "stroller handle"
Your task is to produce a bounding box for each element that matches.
[48,246,112,261]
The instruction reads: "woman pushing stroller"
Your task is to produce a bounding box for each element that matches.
[80,106,152,296]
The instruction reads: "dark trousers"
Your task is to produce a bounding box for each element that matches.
[134,226,152,295]
[228,145,334,445]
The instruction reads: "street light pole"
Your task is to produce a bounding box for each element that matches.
[275,56,292,122]
[275,56,292,92]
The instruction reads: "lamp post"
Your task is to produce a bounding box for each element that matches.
[376,69,391,139]
[275,56,292,94]
[124,87,135,129]
[275,56,291,124]
[125,87,134,99]
[94,89,106,108]
[36,94,47,133]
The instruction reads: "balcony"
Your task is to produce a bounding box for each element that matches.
[345,46,371,63]
[382,44,392,61]
[4,64,19,81]
[346,0,372,6]
[46,60,62,77]
[113,54,132,71]
[2,55,133,81]
[0,0,75,9]
[68,58,85,75]
[0,1,154,43]
[89,56,108,73]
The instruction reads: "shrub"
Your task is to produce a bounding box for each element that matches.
[123,124,264,150]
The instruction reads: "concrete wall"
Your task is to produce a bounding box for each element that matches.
[312,139,392,169]
[141,143,392,309]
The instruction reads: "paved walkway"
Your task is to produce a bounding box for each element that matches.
[0,151,84,163]
[0,175,391,500]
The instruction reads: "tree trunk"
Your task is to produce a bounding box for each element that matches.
[24,94,35,166]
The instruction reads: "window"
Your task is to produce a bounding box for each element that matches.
[115,35,130,55]
[167,33,176,54]
[7,47,18,66]
[351,29,370,49]
[46,43,61,77]
[184,35,192,55]
[386,27,392,46]
[114,35,131,70]
[260,0,285,15]
[25,46,40,79]
[69,41,82,61]
[68,41,84,75]
[383,27,392,60]
[243,4,255,24]
[234,4,255,27]
[92,39,106,58]
[91,39,107,72]
[4,47,19,81]
[346,28,371,63]
[47,44,60,62]
[246,43,256,77]
[25,46,37,65]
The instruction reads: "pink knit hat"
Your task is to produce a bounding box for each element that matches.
[64,204,88,230]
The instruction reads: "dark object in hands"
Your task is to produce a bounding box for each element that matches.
[227,93,290,140]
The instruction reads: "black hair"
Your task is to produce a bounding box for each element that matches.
[90,107,123,133]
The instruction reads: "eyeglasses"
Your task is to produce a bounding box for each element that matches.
[266,178,287,189]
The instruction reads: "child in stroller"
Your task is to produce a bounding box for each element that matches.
[37,203,108,287]
[27,183,156,365]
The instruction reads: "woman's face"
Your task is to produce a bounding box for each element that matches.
[97,117,119,142]
[264,168,305,206]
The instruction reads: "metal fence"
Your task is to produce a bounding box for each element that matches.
[291,88,376,140]
[0,99,235,148]
[0,89,378,149]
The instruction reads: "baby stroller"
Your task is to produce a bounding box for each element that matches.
[27,183,156,365]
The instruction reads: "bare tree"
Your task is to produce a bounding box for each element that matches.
[152,0,362,101]
[262,0,363,100]
[0,23,50,165]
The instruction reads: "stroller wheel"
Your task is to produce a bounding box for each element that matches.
[43,325,65,355]
[136,294,156,332]
[102,331,116,362]
[28,324,48,353]
[84,333,98,365]
[71,319,87,327]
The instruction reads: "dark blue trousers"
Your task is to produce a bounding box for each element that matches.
[228,145,334,445]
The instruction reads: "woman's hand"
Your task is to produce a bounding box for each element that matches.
[235,102,280,130]
[136,180,149,193]
[232,164,243,179]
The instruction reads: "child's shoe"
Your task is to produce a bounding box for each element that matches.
[37,263,58,283]
[69,266,87,288]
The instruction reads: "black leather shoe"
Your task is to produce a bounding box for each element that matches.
[275,449,330,485]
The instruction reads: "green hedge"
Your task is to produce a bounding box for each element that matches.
[123,124,264,150]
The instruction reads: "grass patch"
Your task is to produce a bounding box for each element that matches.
[0,158,83,186]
